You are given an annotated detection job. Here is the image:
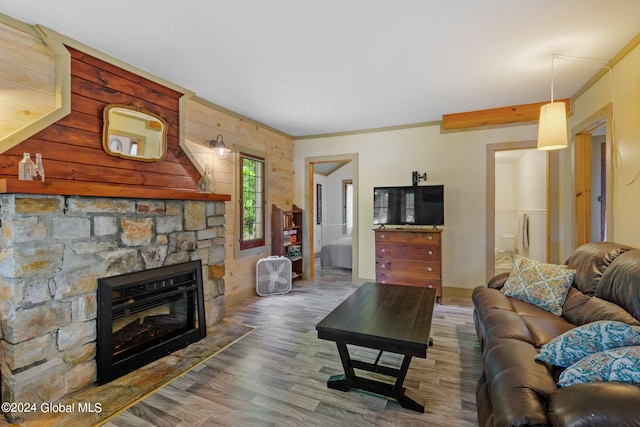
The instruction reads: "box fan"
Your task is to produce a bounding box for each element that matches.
[256,256,292,296]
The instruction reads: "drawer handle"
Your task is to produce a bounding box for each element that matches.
[428,250,433,255]
[428,235,433,240]
[427,267,433,272]
[428,285,433,288]
[381,264,386,269]
[380,234,385,239]
[381,248,386,253]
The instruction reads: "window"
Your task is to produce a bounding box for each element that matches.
[239,152,265,250]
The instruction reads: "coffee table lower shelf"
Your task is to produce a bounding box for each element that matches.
[327,343,425,412]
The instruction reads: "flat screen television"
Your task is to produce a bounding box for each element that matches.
[373,185,444,227]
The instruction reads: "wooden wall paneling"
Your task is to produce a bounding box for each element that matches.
[0,18,65,152]
[183,97,295,304]
[0,44,206,193]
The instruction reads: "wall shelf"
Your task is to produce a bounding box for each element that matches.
[0,179,231,202]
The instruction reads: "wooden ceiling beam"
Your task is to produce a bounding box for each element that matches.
[441,99,571,131]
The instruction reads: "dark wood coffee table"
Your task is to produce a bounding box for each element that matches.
[316,282,436,412]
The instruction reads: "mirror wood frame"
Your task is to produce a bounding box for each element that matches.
[102,104,168,162]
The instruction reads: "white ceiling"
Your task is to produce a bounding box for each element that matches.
[2,0,639,137]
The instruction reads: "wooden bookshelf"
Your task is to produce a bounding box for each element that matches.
[272,204,303,280]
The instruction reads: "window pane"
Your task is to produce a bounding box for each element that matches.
[240,153,265,249]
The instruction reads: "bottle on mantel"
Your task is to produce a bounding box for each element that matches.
[197,165,214,193]
[33,153,45,182]
[18,152,34,180]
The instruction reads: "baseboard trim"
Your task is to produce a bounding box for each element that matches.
[443,286,474,300]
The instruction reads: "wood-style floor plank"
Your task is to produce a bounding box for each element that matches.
[106,268,482,426]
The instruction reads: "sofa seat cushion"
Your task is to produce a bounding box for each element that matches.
[548,383,640,427]
[521,315,576,348]
[536,320,640,367]
[503,255,576,315]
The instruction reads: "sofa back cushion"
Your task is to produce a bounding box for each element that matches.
[597,249,640,321]
[561,287,591,324]
[565,242,633,295]
[578,296,640,326]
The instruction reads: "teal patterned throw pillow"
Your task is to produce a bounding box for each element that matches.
[557,346,640,387]
[536,321,640,367]
[502,255,576,315]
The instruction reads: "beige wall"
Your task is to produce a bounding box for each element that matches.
[184,98,295,304]
[294,124,539,290]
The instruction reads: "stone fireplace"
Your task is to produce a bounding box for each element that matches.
[0,193,226,421]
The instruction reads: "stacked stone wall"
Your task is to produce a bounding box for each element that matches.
[0,194,226,420]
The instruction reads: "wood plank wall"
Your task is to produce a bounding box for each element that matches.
[0,46,202,191]
[184,99,295,304]
[0,22,57,137]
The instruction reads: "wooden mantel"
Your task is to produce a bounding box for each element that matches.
[0,179,231,202]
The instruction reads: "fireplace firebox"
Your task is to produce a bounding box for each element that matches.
[97,261,206,384]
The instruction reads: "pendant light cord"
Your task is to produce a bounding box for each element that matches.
[554,54,639,185]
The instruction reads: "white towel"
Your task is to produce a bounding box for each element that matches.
[516,213,529,251]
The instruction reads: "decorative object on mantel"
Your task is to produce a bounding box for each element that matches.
[102,103,168,161]
[18,152,34,180]
[33,153,45,181]
[209,134,232,159]
[197,165,215,193]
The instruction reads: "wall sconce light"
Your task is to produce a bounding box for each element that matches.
[412,171,427,186]
[209,135,231,159]
[537,55,568,150]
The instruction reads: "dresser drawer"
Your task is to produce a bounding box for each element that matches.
[375,273,442,295]
[376,243,440,261]
[375,231,440,245]
[375,259,441,278]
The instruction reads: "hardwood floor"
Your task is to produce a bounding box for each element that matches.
[105,268,482,426]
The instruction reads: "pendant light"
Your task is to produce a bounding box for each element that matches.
[537,55,568,150]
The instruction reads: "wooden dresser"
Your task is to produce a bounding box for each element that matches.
[374,228,442,301]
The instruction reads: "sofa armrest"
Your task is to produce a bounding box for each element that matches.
[548,383,640,427]
[487,272,510,290]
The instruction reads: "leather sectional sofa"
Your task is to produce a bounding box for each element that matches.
[472,242,640,427]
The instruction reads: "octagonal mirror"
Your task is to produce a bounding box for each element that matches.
[102,104,167,161]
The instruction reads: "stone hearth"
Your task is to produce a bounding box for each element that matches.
[0,194,226,422]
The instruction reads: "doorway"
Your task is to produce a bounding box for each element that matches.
[493,148,548,276]
[486,141,557,282]
[574,105,612,247]
[305,154,359,283]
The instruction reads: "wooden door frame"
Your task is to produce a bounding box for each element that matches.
[305,153,359,283]
[573,104,613,247]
